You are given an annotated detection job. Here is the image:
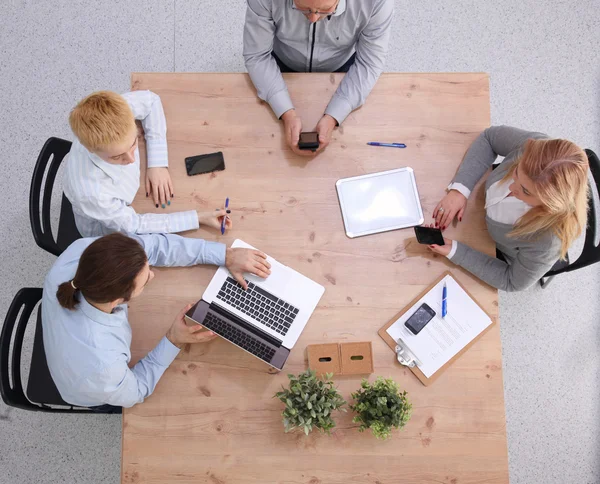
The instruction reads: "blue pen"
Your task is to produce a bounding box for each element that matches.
[442,282,447,318]
[367,142,407,148]
[221,197,229,235]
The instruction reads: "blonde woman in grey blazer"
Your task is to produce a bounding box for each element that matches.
[428,125,589,292]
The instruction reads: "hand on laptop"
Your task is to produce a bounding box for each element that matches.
[225,248,272,289]
[166,304,219,348]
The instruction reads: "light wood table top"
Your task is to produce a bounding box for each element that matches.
[123,72,508,484]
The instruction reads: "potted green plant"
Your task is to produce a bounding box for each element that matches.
[274,369,346,435]
[350,377,412,440]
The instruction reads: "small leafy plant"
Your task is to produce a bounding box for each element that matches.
[274,370,346,435]
[350,377,412,440]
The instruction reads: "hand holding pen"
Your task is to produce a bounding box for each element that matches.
[196,198,231,232]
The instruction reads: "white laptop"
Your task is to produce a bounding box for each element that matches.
[185,239,325,370]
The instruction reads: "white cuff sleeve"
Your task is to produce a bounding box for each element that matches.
[447,182,471,199]
[446,240,458,260]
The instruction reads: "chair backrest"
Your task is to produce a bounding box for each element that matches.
[29,137,72,257]
[0,288,94,413]
[546,149,600,276]
[0,288,44,411]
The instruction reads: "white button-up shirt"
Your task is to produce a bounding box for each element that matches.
[64,90,199,237]
[42,233,226,408]
[446,179,531,258]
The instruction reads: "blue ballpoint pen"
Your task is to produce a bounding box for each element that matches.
[442,282,447,318]
[367,142,407,148]
[221,197,229,235]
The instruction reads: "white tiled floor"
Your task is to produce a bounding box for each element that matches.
[0,1,598,483]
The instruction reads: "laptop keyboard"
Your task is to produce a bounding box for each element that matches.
[216,277,300,337]
[202,312,276,363]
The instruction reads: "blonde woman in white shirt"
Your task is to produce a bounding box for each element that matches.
[64,90,227,237]
[427,126,589,292]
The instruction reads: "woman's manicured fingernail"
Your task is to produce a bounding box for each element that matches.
[167,201,171,206]
[226,209,231,214]
[146,192,148,197]
[155,204,159,208]
[459,217,462,221]
[162,204,166,209]
[171,193,174,197]
[442,226,446,230]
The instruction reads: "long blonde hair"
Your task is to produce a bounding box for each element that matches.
[503,138,589,259]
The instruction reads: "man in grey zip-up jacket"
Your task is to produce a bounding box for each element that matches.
[243,0,394,156]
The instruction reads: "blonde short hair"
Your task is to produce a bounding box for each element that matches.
[69,91,135,152]
[503,138,589,259]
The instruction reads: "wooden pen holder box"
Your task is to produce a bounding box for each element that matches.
[307,342,374,376]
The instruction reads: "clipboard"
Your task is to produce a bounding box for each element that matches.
[378,271,496,386]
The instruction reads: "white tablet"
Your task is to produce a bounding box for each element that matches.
[336,168,424,238]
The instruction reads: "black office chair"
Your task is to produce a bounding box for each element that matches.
[0,288,95,412]
[30,137,81,256]
[539,149,600,287]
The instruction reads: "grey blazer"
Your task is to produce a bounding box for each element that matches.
[449,125,562,292]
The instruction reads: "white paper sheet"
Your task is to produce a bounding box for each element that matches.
[386,275,492,378]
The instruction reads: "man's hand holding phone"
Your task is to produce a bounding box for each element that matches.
[314,114,336,153]
[282,109,314,157]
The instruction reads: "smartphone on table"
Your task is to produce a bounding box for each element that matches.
[185,152,225,176]
[405,303,436,335]
[414,226,445,245]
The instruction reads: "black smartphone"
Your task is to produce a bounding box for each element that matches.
[185,152,225,176]
[414,226,445,245]
[298,132,319,151]
[405,303,436,335]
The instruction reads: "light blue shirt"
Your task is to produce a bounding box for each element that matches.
[42,233,226,408]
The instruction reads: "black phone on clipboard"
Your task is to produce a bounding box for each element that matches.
[405,303,436,335]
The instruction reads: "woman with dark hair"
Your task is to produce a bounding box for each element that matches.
[42,232,270,409]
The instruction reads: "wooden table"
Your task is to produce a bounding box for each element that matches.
[123,72,508,484]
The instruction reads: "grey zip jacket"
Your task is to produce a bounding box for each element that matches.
[243,0,394,124]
